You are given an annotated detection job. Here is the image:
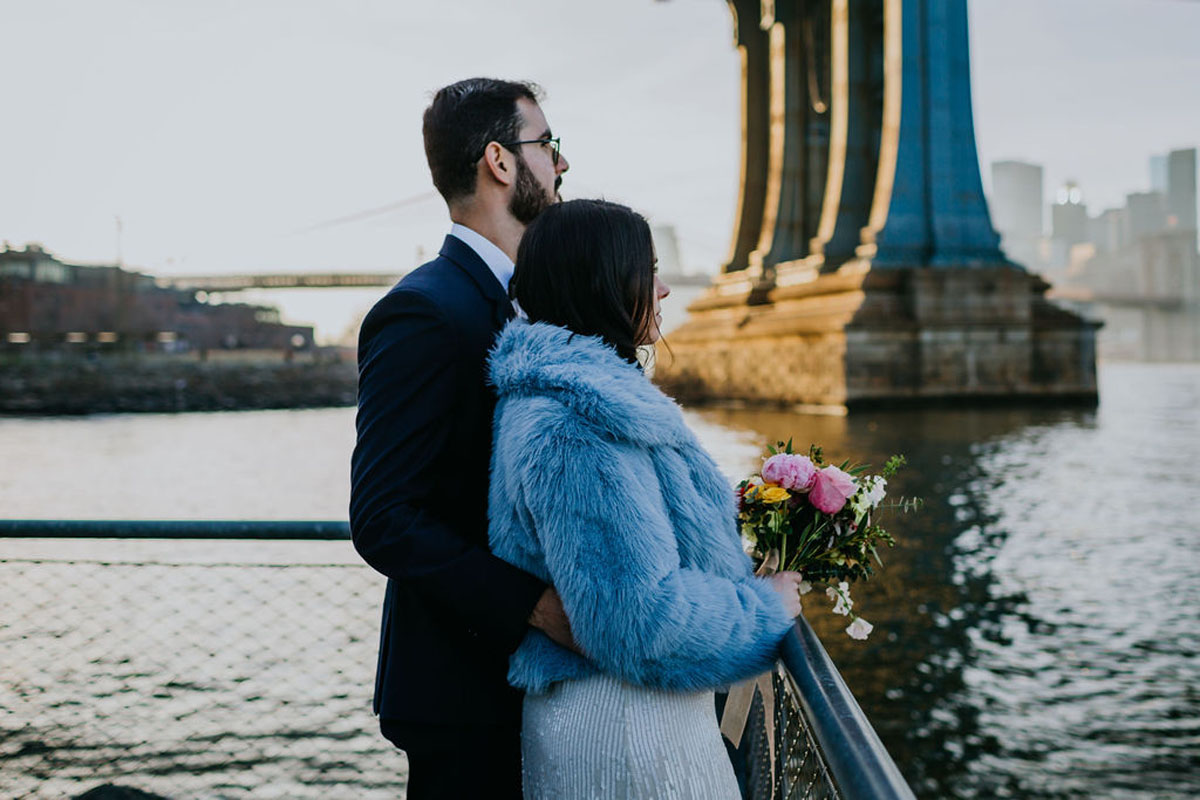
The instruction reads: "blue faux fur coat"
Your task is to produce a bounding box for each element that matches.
[487,320,794,695]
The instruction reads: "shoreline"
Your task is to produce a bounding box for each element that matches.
[0,353,357,415]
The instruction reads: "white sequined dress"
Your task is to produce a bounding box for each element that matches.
[521,673,741,799]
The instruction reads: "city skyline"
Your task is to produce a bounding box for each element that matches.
[987,143,1199,362]
[1001,148,1199,235]
[989,146,1196,250]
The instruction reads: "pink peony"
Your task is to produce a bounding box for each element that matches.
[808,465,857,514]
[761,453,817,491]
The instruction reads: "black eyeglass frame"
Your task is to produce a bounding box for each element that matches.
[496,137,561,166]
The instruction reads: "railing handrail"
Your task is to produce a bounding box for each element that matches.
[780,616,916,800]
[0,519,350,539]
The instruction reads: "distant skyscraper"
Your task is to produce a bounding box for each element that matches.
[991,161,1043,238]
[1052,181,1088,247]
[1150,155,1169,194]
[651,224,685,275]
[1166,148,1197,232]
[990,160,1044,268]
[1088,208,1127,254]
[1125,192,1167,242]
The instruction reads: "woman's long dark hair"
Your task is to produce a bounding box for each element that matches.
[510,199,655,364]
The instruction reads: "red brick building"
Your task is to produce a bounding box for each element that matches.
[0,244,313,353]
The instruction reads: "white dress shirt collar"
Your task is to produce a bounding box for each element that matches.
[449,223,514,293]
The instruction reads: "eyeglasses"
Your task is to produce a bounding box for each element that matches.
[498,137,562,166]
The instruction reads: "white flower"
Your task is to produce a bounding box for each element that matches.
[863,476,887,508]
[846,617,874,640]
[848,476,888,524]
[826,582,852,616]
[849,496,868,521]
[797,580,812,596]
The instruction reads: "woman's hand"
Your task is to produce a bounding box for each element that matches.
[768,571,806,618]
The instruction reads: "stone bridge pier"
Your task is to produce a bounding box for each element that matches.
[654,0,1099,409]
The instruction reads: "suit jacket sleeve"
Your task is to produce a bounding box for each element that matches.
[350,288,546,653]
[518,423,794,690]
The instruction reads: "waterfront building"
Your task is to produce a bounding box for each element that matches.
[1139,228,1199,302]
[1125,191,1168,243]
[0,243,313,353]
[1088,208,1128,255]
[990,160,1044,269]
[651,224,685,277]
[1051,182,1089,249]
[1112,228,1200,360]
[1150,155,1168,194]
[1165,148,1197,232]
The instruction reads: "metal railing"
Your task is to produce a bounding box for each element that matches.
[1,521,913,800]
[0,519,352,540]
[774,622,914,799]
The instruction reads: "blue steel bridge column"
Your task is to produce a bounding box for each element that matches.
[748,0,830,276]
[721,0,771,279]
[653,0,1098,407]
[804,0,884,274]
[859,0,1005,268]
[925,0,1004,266]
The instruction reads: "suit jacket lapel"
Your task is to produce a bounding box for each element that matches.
[438,235,515,328]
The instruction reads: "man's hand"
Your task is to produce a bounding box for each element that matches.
[528,587,580,653]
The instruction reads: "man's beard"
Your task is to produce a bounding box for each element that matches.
[509,155,556,225]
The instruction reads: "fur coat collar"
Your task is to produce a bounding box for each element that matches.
[489,319,693,449]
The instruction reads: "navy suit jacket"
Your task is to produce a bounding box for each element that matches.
[350,234,547,725]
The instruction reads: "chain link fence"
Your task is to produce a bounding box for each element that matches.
[1,536,401,800]
[1,529,901,800]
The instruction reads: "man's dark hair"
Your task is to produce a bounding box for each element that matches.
[511,199,656,364]
[422,78,542,203]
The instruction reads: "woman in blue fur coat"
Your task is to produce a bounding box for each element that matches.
[488,199,805,798]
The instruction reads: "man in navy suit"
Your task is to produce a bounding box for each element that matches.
[350,78,574,798]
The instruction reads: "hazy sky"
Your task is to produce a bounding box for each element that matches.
[2,0,1197,335]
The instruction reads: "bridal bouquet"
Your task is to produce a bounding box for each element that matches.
[736,441,919,640]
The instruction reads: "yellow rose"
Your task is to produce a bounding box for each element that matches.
[760,486,791,504]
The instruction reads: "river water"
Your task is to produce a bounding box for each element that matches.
[1,362,1197,799]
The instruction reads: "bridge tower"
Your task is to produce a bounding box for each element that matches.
[655,0,1099,408]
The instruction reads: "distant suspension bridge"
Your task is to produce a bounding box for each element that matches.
[155,272,1183,313]
[157,270,716,293]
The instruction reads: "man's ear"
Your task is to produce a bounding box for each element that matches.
[480,142,515,187]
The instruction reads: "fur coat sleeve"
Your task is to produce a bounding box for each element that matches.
[488,320,795,693]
